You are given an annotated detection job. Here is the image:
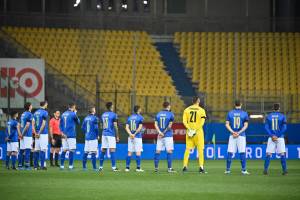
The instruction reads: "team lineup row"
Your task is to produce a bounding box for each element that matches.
[4,97,288,175]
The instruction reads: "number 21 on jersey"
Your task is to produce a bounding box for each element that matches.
[189,111,197,122]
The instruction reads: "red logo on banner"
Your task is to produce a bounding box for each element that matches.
[143,123,187,141]
[0,67,43,98]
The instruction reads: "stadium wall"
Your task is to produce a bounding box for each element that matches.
[0,0,298,33]
[0,143,300,160]
[1,123,300,145]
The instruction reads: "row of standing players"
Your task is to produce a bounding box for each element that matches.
[4,97,288,175]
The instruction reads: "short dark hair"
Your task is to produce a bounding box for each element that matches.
[68,102,76,108]
[10,110,18,117]
[134,105,140,113]
[24,102,32,111]
[192,96,200,104]
[89,106,95,113]
[235,100,241,107]
[163,102,170,108]
[106,102,113,110]
[273,103,280,111]
[40,101,47,107]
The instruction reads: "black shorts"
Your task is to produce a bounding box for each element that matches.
[51,135,62,148]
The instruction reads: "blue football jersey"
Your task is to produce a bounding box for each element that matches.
[33,108,48,134]
[126,114,144,138]
[20,111,33,137]
[265,112,287,138]
[155,110,175,137]
[60,109,80,138]
[6,119,19,142]
[226,109,249,136]
[82,114,99,140]
[101,111,118,137]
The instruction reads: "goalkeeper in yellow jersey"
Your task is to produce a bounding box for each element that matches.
[182,96,207,173]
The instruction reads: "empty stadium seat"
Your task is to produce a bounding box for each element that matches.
[2,26,185,116]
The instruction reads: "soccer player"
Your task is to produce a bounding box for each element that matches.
[33,101,49,170]
[59,103,80,170]
[5,111,21,170]
[99,102,120,172]
[182,96,206,173]
[263,103,288,175]
[49,110,62,167]
[225,100,250,175]
[125,105,144,172]
[18,132,25,168]
[82,106,99,171]
[19,102,34,170]
[154,102,176,173]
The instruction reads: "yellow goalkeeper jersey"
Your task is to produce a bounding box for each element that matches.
[182,104,206,131]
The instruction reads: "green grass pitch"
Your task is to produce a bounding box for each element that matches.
[0,160,299,200]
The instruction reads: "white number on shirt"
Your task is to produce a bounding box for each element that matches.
[103,117,109,129]
[233,116,241,129]
[21,118,25,128]
[8,125,11,136]
[35,115,40,129]
[64,116,67,128]
[272,118,278,131]
[87,121,91,133]
[130,120,136,131]
[160,117,166,129]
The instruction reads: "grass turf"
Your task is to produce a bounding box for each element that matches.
[0,160,299,200]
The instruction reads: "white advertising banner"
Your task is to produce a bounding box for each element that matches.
[0,58,45,108]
